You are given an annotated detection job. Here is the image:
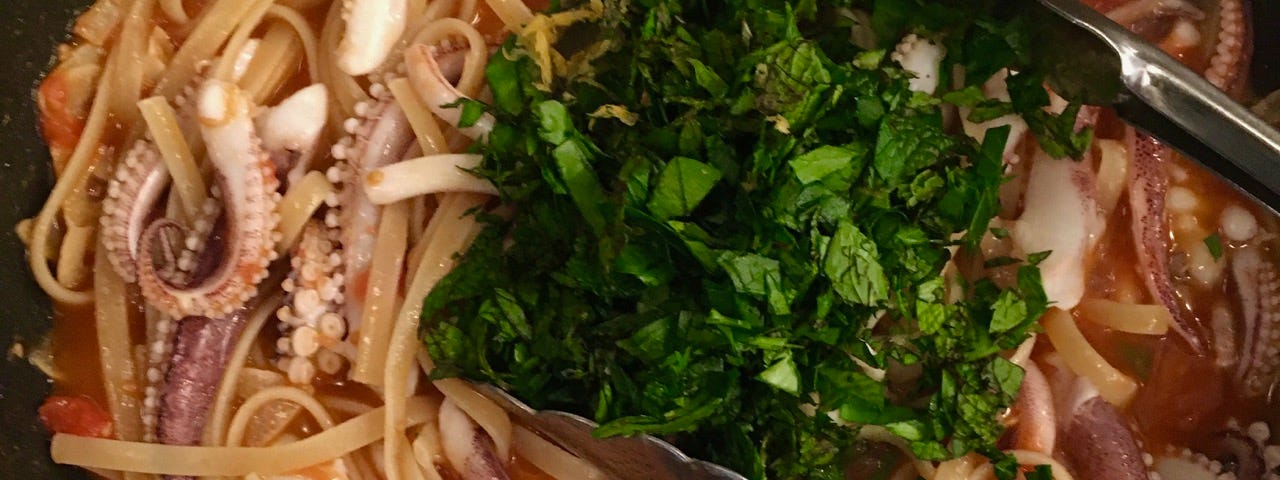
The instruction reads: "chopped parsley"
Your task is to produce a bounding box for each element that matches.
[422,0,1080,478]
[1204,233,1224,260]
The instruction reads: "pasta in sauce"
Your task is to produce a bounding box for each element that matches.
[28,0,583,478]
[20,0,1278,479]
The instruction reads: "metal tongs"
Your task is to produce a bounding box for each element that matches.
[1031,0,1280,212]
[474,384,747,480]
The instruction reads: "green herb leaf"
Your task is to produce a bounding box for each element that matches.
[648,157,723,220]
[1205,233,1224,260]
[422,0,1064,476]
[759,351,801,394]
[824,220,889,306]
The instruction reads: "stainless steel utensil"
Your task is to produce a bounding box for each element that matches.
[1032,0,1280,213]
[474,384,747,480]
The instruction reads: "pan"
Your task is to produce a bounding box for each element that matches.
[1,1,1279,478]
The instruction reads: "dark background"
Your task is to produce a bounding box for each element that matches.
[0,0,86,477]
[0,0,1278,478]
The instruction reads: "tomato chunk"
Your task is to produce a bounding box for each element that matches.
[38,395,114,438]
[37,73,85,159]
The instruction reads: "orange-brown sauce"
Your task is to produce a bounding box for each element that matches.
[48,303,109,404]
[1070,0,1269,454]
[1077,148,1273,454]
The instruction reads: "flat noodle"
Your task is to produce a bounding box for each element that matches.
[1042,307,1139,407]
[55,224,95,288]
[29,56,118,306]
[75,0,126,46]
[108,0,154,128]
[483,0,534,31]
[350,448,383,480]
[205,295,283,447]
[265,5,322,82]
[214,0,274,82]
[138,96,207,220]
[154,0,273,98]
[239,24,306,105]
[226,386,338,447]
[275,170,335,254]
[408,195,435,246]
[432,377,512,461]
[397,439,430,480]
[352,201,410,384]
[1094,139,1129,216]
[1077,298,1171,335]
[1007,333,1037,368]
[51,397,437,476]
[512,426,607,480]
[388,78,450,155]
[384,193,487,480]
[158,0,190,24]
[411,425,447,480]
[94,236,145,444]
[407,0,459,39]
[403,173,466,282]
[366,154,497,205]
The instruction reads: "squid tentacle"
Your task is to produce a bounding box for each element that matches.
[136,80,282,319]
[275,219,350,384]
[1127,129,1207,353]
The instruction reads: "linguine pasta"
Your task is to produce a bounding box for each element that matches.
[27,0,595,478]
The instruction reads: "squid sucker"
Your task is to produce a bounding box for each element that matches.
[135,80,282,319]
[1230,246,1280,398]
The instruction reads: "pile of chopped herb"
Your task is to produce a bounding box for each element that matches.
[422,0,1087,478]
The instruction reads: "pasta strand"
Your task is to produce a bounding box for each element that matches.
[94,235,145,444]
[352,200,410,385]
[51,397,437,476]
[138,96,207,220]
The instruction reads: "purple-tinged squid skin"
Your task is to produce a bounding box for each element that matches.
[439,399,510,480]
[155,312,247,479]
[459,430,511,480]
[1127,129,1206,354]
[1060,396,1149,480]
[1230,246,1280,398]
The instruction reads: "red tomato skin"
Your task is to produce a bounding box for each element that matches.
[38,395,114,438]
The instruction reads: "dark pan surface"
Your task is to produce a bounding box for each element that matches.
[0,1,1277,479]
[0,0,88,478]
